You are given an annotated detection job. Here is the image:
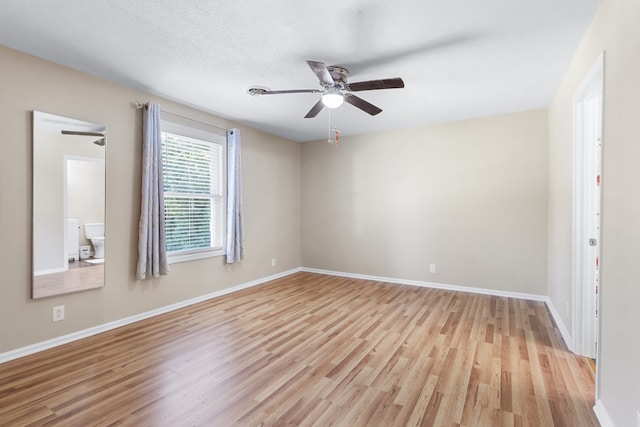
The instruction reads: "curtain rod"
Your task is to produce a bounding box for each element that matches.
[132,101,229,133]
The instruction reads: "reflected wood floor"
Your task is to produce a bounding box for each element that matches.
[32,260,104,299]
[0,272,598,426]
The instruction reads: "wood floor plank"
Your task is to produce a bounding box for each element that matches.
[0,272,599,426]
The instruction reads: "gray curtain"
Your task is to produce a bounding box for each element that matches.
[226,128,244,263]
[136,102,169,279]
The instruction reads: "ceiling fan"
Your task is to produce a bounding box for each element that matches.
[248,60,404,118]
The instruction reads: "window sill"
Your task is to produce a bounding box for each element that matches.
[167,249,224,264]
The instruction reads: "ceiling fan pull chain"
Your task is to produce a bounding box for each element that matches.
[327,108,332,144]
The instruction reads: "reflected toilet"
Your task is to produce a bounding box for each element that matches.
[84,223,105,259]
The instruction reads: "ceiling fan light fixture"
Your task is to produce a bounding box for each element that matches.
[322,89,344,109]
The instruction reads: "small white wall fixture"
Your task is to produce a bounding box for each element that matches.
[572,52,604,361]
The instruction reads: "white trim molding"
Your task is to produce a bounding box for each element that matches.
[571,51,604,359]
[593,400,616,427]
[545,298,574,351]
[301,267,547,301]
[33,267,67,276]
[0,268,301,364]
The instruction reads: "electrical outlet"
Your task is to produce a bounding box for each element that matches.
[52,305,65,322]
[429,264,436,273]
[636,411,640,427]
[271,258,277,267]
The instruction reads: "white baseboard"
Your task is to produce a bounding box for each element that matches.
[34,267,67,276]
[593,400,616,427]
[544,297,574,351]
[301,267,547,301]
[0,267,301,364]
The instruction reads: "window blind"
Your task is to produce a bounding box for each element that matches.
[161,131,224,254]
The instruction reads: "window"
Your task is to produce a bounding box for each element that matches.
[161,115,226,263]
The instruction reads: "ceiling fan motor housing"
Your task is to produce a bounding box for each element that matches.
[326,66,349,88]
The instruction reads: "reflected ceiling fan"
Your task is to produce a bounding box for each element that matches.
[248,60,404,118]
[61,129,106,146]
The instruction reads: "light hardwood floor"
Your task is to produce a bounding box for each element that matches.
[0,272,598,426]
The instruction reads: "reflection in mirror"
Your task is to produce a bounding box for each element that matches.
[32,111,106,299]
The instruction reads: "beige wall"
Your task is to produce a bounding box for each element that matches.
[548,0,640,424]
[302,110,548,295]
[0,45,301,353]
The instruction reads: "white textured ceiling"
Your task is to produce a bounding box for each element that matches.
[0,0,599,142]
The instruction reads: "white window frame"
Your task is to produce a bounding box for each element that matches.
[160,113,226,264]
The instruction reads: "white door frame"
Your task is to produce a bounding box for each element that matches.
[571,53,604,359]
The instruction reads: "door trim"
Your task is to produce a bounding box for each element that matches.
[571,52,604,359]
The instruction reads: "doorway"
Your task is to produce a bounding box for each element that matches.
[63,155,106,269]
[572,53,604,361]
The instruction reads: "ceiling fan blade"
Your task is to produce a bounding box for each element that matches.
[347,78,405,92]
[249,88,320,96]
[304,99,325,118]
[307,60,335,86]
[344,94,382,116]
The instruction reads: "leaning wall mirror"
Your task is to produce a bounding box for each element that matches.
[32,111,106,299]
